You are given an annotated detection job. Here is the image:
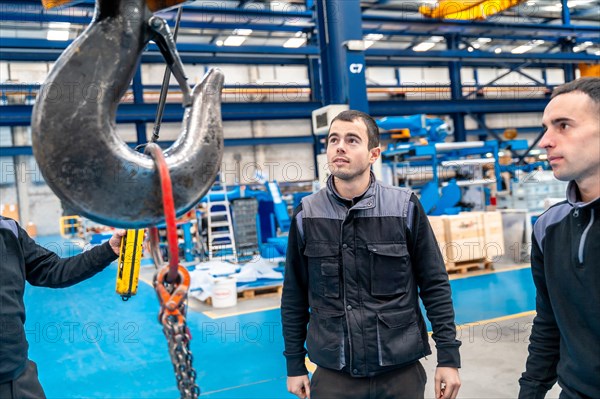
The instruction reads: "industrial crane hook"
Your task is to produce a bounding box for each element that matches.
[31,0,224,228]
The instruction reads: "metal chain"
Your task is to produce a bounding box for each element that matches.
[156,278,200,398]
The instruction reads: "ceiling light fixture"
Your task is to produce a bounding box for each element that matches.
[47,30,69,41]
[283,37,307,48]
[223,35,247,46]
[413,42,436,52]
[363,33,384,49]
[511,44,533,54]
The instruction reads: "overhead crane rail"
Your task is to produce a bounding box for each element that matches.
[0,84,554,104]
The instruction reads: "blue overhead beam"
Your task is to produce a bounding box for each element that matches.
[2,0,312,20]
[366,59,581,68]
[365,48,600,63]
[0,83,555,96]
[4,45,584,68]
[369,98,549,116]
[3,1,596,37]
[0,38,318,65]
[0,146,34,157]
[361,14,600,38]
[0,99,550,127]
[0,126,540,157]
[0,102,321,126]
[0,10,313,33]
[0,38,319,56]
[0,135,315,157]
[1,128,544,157]
[361,27,600,45]
[0,48,310,65]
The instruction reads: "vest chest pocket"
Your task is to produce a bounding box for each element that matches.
[367,242,410,296]
[304,241,341,298]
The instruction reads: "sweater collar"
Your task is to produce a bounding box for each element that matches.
[327,171,376,208]
[566,180,600,208]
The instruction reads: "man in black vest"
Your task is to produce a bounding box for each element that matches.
[0,217,124,398]
[282,110,461,399]
[519,78,600,399]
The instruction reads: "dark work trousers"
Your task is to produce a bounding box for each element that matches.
[0,361,46,399]
[311,361,427,399]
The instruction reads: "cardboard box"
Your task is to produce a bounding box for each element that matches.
[25,222,37,238]
[480,211,505,260]
[0,203,20,222]
[428,216,448,262]
[444,212,486,263]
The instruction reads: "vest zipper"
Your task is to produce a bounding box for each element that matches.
[340,208,354,373]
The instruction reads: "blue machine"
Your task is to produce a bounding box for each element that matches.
[377,114,450,143]
[251,174,292,259]
[195,174,294,260]
[382,139,530,215]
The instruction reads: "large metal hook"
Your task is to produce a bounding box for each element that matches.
[31,0,224,228]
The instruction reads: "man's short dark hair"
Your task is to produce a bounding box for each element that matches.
[552,77,600,105]
[329,110,380,150]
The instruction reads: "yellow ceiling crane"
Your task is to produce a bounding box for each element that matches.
[42,0,187,12]
[420,0,527,20]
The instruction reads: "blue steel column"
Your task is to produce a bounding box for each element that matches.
[447,34,466,142]
[309,55,324,167]
[314,0,368,112]
[477,114,488,141]
[308,57,323,103]
[561,0,576,82]
[561,0,571,25]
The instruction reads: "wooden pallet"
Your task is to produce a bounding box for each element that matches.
[205,283,283,306]
[446,258,494,274]
[239,284,283,300]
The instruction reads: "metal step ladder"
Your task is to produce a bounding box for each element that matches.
[206,178,238,263]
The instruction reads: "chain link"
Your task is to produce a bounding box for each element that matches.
[157,279,200,398]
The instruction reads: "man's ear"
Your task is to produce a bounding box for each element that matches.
[369,146,381,164]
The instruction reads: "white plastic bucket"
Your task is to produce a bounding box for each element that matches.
[212,276,238,308]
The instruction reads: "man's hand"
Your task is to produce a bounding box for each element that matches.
[435,367,461,399]
[108,229,127,255]
[287,375,311,399]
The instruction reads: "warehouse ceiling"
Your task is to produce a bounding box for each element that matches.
[0,0,599,57]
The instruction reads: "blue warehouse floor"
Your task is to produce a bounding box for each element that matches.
[24,236,540,399]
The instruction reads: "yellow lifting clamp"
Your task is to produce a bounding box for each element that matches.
[116,229,145,301]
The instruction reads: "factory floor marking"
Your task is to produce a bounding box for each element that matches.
[203,305,281,319]
[456,310,537,330]
[449,264,530,280]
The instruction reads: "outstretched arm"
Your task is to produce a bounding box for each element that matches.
[21,226,123,288]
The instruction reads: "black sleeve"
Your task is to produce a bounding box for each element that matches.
[19,223,118,288]
[407,194,461,368]
[281,204,310,377]
[518,235,559,399]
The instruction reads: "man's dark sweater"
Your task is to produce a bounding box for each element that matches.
[519,182,600,399]
[0,216,117,383]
